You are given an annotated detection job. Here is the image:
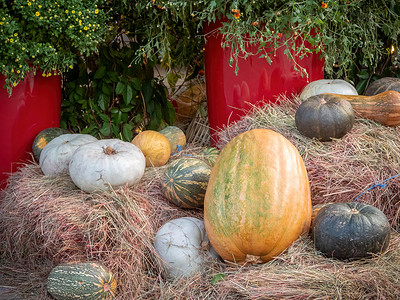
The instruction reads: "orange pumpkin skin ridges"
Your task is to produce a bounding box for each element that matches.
[204,129,311,264]
[322,91,400,126]
[132,130,171,167]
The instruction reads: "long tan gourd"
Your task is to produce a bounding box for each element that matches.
[322,90,400,126]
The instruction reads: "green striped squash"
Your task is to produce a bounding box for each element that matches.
[47,262,117,300]
[198,147,220,167]
[161,157,212,208]
[159,126,186,154]
[32,127,69,161]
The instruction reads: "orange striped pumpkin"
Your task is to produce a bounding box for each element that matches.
[204,129,311,264]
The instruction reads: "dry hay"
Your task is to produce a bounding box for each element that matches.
[1,98,400,299]
[216,96,400,230]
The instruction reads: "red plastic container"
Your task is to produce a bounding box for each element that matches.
[204,21,325,146]
[0,71,61,189]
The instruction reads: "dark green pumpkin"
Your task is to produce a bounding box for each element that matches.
[312,202,391,260]
[32,127,69,161]
[161,157,212,208]
[47,262,117,300]
[364,77,400,96]
[295,94,355,141]
[198,147,220,167]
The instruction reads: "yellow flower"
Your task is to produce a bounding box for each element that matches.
[72,10,75,14]
[12,82,17,86]
[27,2,31,6]
[321,2,328,8]
[95,9,99,14]
[16,70,20,74]
[65,9,69,13]
[35,11,40,17]
[69,65,73,69]
[9,38,13,43]
[84,26,88,30]
[234,12,241,19]
[14,33,18,36]
[0,22,4,26]
[38,4,41,8]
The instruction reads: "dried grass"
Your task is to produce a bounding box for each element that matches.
[216,96,400,230]
[1,97,400,299]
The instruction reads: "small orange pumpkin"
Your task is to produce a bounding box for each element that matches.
[131,130,171,167]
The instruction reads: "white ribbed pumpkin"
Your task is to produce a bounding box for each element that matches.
[39,134,98,176]
[300,79,358,101]
[69,139,146,193]
[154,217,219,279]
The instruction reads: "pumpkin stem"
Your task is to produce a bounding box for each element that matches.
[104,146,117,155]
[350,208,359,214]
[103,283,111,292]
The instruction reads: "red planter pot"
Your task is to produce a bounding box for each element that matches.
[0,71,61,189]
[204,21,325,146]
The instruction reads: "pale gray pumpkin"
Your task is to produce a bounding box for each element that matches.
[39,134,98,176]
[69,139,146,193]
[154,217,219,279]
[300,79,358,101]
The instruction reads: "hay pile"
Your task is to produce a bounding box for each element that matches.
[1,97,400,299]
[216,96,400,230]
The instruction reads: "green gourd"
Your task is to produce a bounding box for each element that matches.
[47,262,117,300]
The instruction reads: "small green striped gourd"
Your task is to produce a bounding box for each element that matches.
[159,126,186,154]
[47,262,117,300]
[198,147,220,167]
[32,127,69,161]
[161,157,212,208]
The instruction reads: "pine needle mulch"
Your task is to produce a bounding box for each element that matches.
[0,96,400,299]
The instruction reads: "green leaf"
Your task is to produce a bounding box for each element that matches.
[211,273,226,285]
[357,69,370,80]
[98,93,107,110]
[94,65,107,79]
[142,80,153,104]
[120,106,134,112]
[122,123,134,141]
[99,113,110,122]
[167,72,180,91]
[131,78,142,90]
[99,122,111,136]
[126,85,133,105]
[102,84,113,96]
[81,124,97,135]
[116,81,126,95]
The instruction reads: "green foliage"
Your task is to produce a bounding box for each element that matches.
[117,0,400,82]
[61,35,175,141]
[0,0,111,95]
[211,273,226,285]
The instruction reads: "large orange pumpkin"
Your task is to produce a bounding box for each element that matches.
[204,129,311,264]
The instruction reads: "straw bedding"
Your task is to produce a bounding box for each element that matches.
[1,96,400,299]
